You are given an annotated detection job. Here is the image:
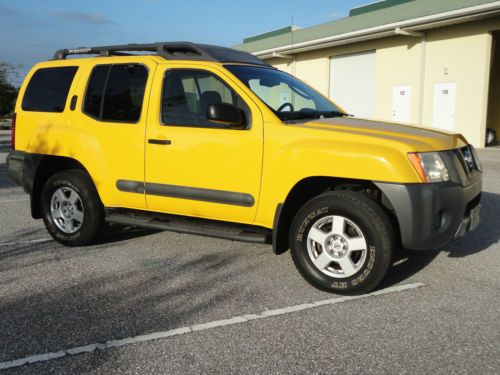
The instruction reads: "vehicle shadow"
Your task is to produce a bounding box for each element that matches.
[444,191,500,257]
[100,224,160,245]
[0,226,160,271]
[379,191,500,289]
[378,248,439,289]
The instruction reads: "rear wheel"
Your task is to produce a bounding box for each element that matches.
[41,170,106,246]
[290,191,394,295]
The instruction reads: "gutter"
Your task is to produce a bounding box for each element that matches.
[251,1,500,58]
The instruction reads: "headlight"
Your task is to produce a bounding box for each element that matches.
[407,152,450,183]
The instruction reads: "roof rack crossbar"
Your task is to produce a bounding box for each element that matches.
[52,42,270,67]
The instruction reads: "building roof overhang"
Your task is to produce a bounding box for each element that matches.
[239,1,500,59]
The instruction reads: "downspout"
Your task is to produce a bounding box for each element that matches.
[480,33,495,147]
[418,32,427,125]
[395,27,426,125]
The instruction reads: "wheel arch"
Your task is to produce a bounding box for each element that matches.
[272,176,400,255]
[30,155,93,219]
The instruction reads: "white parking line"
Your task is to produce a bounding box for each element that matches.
[0,282,424,370]
[0,198,29,203]
[0,238,52,247]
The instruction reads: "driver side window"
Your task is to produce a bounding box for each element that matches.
[161,69,250,129]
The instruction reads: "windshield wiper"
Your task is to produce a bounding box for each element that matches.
[280,110,349,123]
[321,110,349,118]
[280,111,322,121]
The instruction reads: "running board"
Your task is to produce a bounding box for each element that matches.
[105,209,272,244]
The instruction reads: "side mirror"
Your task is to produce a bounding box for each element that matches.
[207,103,245,128]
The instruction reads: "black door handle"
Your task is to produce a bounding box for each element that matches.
[70,95,77,111]
[148,139,172,145]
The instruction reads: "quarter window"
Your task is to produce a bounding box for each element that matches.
[83,64,148,123]
[162,69,249,128]
[22,66,78,112]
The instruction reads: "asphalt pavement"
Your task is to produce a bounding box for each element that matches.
[0,129,499,374]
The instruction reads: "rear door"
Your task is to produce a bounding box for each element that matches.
[144,63,264,224]
[76,59,157,209]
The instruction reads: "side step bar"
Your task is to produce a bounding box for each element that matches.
[105,209,272,244]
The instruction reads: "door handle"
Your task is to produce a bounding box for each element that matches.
[70,95,77,111]
[148,139,172,145]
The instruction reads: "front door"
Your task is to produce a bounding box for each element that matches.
[392,84,412,123]
[433,82,457,131]
[144,64,263,224]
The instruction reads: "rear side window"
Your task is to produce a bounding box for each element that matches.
[22,67,78,112]
[83,64,148,123]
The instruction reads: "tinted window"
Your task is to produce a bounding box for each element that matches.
[22,67,78,112]
[83,64,148,123]
[162,69,249,128]
[102,65,148,122]
[83,65,109,118]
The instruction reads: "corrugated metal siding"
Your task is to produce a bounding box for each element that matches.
[235,0,499,53]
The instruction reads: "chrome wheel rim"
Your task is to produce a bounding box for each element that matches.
[50,187,84,234]
[306,215,367,278]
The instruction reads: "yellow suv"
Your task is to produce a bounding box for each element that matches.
[7,42,482,294]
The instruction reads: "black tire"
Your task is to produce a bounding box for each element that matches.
[41,169,106,246]
[289,191,394,295]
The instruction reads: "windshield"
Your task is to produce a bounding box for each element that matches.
[225,65,346,121]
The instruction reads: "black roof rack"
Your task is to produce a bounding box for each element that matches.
[53,42,271,67]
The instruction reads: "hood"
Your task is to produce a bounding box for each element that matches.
[301,117,467,152]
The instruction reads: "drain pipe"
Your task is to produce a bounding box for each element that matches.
[418,32,427,125]
[394,27,427,125]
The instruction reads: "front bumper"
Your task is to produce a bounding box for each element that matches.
[376,171,482,250]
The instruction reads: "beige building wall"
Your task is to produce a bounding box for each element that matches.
[266,58,293,75]
[265,18,500,147]
[373,36,423,123]
[422,22,494,147]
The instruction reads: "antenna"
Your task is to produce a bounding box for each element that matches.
[291,16,295,112]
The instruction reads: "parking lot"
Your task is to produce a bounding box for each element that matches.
[0,128,499,374]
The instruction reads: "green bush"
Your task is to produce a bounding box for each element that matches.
[0,62,19,116]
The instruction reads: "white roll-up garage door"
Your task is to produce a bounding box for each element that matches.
[329,51,376,118]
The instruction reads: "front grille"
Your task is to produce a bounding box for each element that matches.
[457,145,478,175]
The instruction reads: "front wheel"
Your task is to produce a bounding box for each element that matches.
[290,191,395,295]
[41,169,106,246]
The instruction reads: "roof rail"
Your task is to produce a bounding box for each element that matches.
[52,42,271,67]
